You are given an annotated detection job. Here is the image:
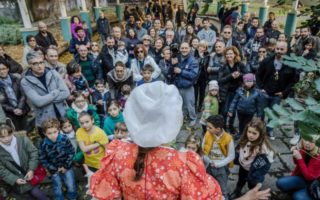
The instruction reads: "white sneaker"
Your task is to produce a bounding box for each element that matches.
[268,131,275,140]
[290,134,300,145]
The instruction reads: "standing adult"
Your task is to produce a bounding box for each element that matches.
[208,41,226,81]
[35,21,58,50]
[68,26,90,55]
[172,42,199,126]
[220,25,242,55]
[197,18,217,53]
[99,36,118,80]
[21,51,69,133]
[256,41,297,140]
[218,46,248,134]
[44,48,66,78]
[134,19,147,42]
[96,11,111,44]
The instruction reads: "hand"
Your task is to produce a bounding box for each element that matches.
[58,167,66,173]
[14,109,23,116]
[97,100,103,105]
[210,162,216,168]
[290,146,298,151]
[275,92,283,98]
[171,58,178,65]
[236,183,270,200]
[292,149,302,159]
[16,178,27,185]
[232,71,240,79]
[228,112,233,117]
[174,67,181,74]
[25,170,34,181]
[207,67,212,73]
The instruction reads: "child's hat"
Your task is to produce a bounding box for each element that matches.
[243,73,255,82]
[208,80,219,90]
[124,82,183,147]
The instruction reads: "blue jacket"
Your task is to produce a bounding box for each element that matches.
[96,17,111,36]
[174,54,199,89]
[228,87,263,117]
[39,134,75,174]
[247,154,271,188]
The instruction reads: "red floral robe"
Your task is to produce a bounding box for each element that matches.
[90,140,222,200]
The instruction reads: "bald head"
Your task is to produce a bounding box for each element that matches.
[38,21,47,34]
[275,41,288,59]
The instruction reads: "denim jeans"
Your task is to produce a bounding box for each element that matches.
[179,87,197,121]
[260,92,281,134]
[207,166,230,200]
[221,91,236,133]
[51,168,77,200]
[276,176,312,200]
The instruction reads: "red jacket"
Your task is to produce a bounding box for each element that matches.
[292,150,320,181]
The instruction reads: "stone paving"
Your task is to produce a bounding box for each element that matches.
[176,119,296,200]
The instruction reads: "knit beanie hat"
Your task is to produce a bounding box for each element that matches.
[243,73,255,82]
[208,80,219,90]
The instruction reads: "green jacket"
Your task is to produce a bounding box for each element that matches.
[0,135,38,194]
[66,104,101,129]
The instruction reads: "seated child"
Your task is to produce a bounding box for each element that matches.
[137,64,156,86]
[113,122,129,140]
[180,134,202,156]
[103,100,124,140]
[66,91,100,130]
[119,84,132,109]
[39,119,77,200]
[91,80,111,124]
[202,115,235,200]
[76,111,108,172]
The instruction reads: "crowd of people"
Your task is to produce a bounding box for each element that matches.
[0,0,319,199]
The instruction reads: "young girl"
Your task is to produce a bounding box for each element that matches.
[113,122,128,140]
[228,73,263,137]
[184,134,202,156]
[277,138,320,200]
[200,80,219,134]
[71,15,84,39]
[103,100,124,140]
[232,118,273,198]
[66,92,100,130]
[76,112,108,172]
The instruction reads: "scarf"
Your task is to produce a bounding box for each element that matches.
[0,135,20,166]
[62,130,75,139]
[0,76,18,107]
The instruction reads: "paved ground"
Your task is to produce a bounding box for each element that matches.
[176,118,296,200]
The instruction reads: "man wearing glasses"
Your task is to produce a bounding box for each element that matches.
[21,51,70,136]
[220,25,242,56]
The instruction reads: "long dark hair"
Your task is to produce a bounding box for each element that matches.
[134,146,154,181]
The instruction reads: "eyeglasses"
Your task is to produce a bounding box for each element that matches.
[30,61,45,66]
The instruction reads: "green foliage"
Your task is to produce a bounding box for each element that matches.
[266,54,320,146]
[0,16,19,25]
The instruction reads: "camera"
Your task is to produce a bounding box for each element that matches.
[170,43,180,59]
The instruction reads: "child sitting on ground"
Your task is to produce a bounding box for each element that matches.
[202,115,235,200]
[76,111,108,172]
[200,80,219,135]
[39,119,77,200]
[66,91,100,130]
[92,80,111,125]
[232,118,273,198]
[136,64,156,86]
[103,100,124,140]
[113,122,129,140]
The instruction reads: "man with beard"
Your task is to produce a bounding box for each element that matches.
[256,41,297,140]
[265,21,281,40]
[35,21,58,50]
[99,36,118,80]
[244,27,267,73]
[44,48,66,78]
[294,26,320,56]
[74,45,100,87]
[135,19,147,42]
[107,61,134,99]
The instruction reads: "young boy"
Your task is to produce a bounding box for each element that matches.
[92,80,111,123]
[39,119,77,200]
[136,64,156,86]
[202,115,235,200]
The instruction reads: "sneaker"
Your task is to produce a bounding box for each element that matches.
[189,120,197,127]
[268,131,275,140]
[290,133,300,145]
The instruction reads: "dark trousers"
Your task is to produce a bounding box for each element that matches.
[237,165,255,190]
[220,91,236,133]
[261,92,281,133]
[237,112,254,136]
[194,79,207,112]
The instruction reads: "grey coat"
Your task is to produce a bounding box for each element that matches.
[21,68,70,126]
[0,135,38,194]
